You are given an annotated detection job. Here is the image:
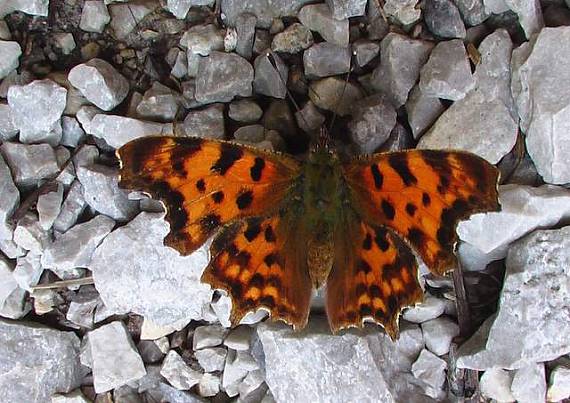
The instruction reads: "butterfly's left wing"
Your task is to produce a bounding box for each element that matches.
[118,136,301,256]
[342,150,500,275]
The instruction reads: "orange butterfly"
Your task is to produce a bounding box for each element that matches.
[117,129,499,339]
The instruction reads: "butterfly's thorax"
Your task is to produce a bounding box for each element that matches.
[302,145,345,289]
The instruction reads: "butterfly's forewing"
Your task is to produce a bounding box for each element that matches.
[202,214,313,329]
[118,136,301,256]
[327,213,422,339]
[342,150,500,275]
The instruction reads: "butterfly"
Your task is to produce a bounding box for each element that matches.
[117,128,499,340]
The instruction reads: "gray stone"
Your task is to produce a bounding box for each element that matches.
[193,324,228,350]
[37,182,63,231]
[0,318,82,402]
[348,94,397,153]
[53,181,87,233]
[0,70,33,98]
[383,0,422,26]
[0,154,18,240]
[0,257,17,309]
[13,252,42,291]
[454,0,489,26]
[505,0,543,38]
[170,49,188,79]
[325,0,366,19]
[0,20,9,40]
[238,370,265,399]
[229,99,262,123]
[66,288,100,329]
[51,389,91,403]
[298,4,349,47]
[89,114,172,149]
[547,365,570,402]
[258,318,429,402]
[183,103,225,139]
[253,52,288,99]
[222,350,259,396]
[303,42,351,79]
[68,59,129,111]
[233,124,265,143]
[13,213,48,254]
[480,368,515,402]
[458,184,570,258]
[424,0,466,38]
[353,40,380,67]
[90,212,213,329]
[181,24,225,77]
[421,316,459,356]
[75,105,103,135]
[195,347,227,372]
[198,372,220,397]
[511,362,546,403]
[80,0,111,33]
[53,33,76,55]
[411,349,447,399]
[107,2,158,40]
[419,39,475,101]
[220,0,313,29]
[271,23,314,53]
[76,164,139,221]
[165,0,212,19]
[309,77,364,116]
[0,0,49,17]
[483,0,509,13]
[379,122,414,152]
[224,325,253,351]
[511,27,570,184]
[366,0,389,40]
[8,79,66,145]
[295,101,325,133]
[0,40,21,79]
[0,282,28,319]
[371,33,433,107]
[42,215,115,279]
[136,82,181,122]
[61,117,86,148]
[457,226,570,370]
[0,239,25,259]
[195,51,253,104]
[0,104,18,140]
[89,321,146,393]
[402,294,447,323]
[161,350,202,390]
[236,13,257,59]
[1,142,59,187]
[253,29,271,54]
[406,86,445,139]
[138,339,166,364]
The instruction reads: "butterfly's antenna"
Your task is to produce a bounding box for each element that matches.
[266,52,311,131]
[327,53,354,133]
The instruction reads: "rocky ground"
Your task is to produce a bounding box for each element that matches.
[0,0,569,402]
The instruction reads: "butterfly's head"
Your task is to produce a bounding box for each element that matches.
[309,126,338,162]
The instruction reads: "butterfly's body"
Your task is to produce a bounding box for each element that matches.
[118,135,500,339]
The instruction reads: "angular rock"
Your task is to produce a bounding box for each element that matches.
[402,294,447,323]
[295,101,325,133]
[458,184,570,258]
[8,79,66,145]
[271,23,313,53]
[424,0,466,39]
[37,182,63,231]
[238,369,265,399]
[348,93,397,153]
[411,349,447,399]
[68,58,129,111]
[1,142,59,187]
[0,40,21,79]
[421,316,459,356]
[193,324,228,350]
[66,288,100,329]
[0,256,17,308]
[0,104,18,141]
[138,339,167,364]
[183,103,225,139]
[195,347,227,372]
[235,13,256,59]
[454,0,489,26]
[222,350,259,396]
[353,40,380,68]
[13,212,48,254]
[0,154,19,240]
[13,252,42,291]
[384,0,422,26]
[170,49,188,79]
[233,124,265,143]
[160,350,202,390]
[309,77,364,116]
[88,114,172,149]
[325,0,366,19]
[80,0,111,33]
[419,39,475,101]
[136,82,181,122]
[298,4,349,47]
[180,24,225,77]
[89,321,146,393]
[303,42,350,79]
[505,0,543,38]
[511,26,570,184]
[371,33,433,107]
[90,212,213,328]
[61,117,86,148]
[165,0,210,19]
[405,86,445,139]
[195,51,253,104]
[253,52,288,99]
[379,123,414,152]
[107,2,158,40]
[228,99,262,123]
[480,368,515,402]
[366,0,389,40]
[220,0,313,29]
[51,389,91,403]
[224,325,253,351]
[53,181,87,233]
[511,362,546,403]
[53,33,76,55]
[198,372,220,397]
[42,215,115,279]
[457,226,570,370]
[547,365,570,402]
[0,318,82,402]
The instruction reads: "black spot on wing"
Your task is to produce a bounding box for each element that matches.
[234,250,251,266]
[359,304,372,316]
[358,259,373,274]
[211,143,244,175]
[381,199,396,220]
[369,285,381,298]
[388,154,417,186]
[355,283,367,296]
[170,137,203,175]
[250,157,265,182]
[244,219,262,242]
[421,150,453,195]
[422,192,431,207]
[212,191,224,203]
[260,295,276,308]
[407,227,426,248]
[124,137,167,175]
[437,198,470,249]
[405,203,417,217]
[374,228,390,252]
[151,181,187,232]
[200,213,221,234]
[362,233,372,250]
[236,190,254,210]
[370,164,383,189]
[196,179,206,192]
[264,253,279,267]
[264,225,276,242]
[250,273,264,288]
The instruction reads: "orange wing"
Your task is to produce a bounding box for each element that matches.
[327,213,422,339]
[203,214,313,329]
[118,136,301,255]
[343,150,500,275]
